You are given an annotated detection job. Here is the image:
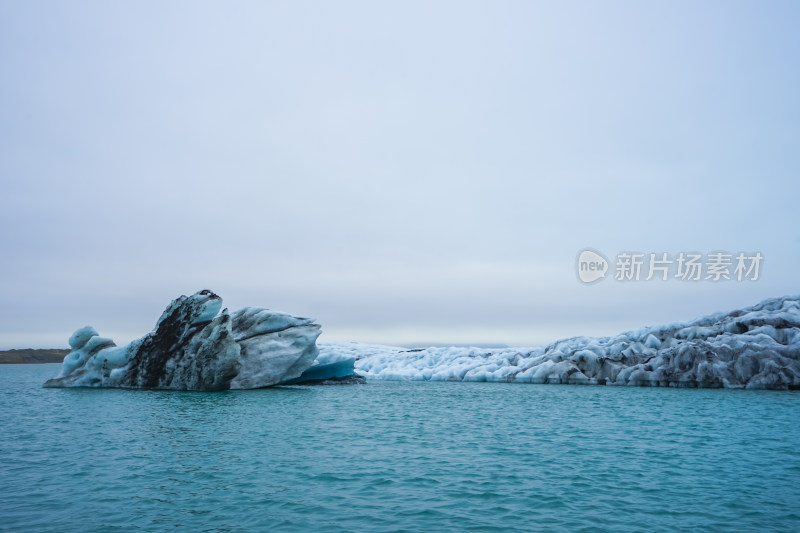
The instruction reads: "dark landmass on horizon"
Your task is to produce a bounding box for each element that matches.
[0,349,68,364]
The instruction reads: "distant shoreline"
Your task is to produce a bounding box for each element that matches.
[0,349,68,364]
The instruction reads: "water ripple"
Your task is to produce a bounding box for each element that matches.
[1,366,799,532]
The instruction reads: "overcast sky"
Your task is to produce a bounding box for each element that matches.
[1,1,798,349]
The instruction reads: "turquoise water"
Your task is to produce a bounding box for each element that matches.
[2,365,799,532]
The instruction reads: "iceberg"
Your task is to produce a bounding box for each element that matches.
[43,292,800,391]
[44,290,323,391]
[352,295,800,390]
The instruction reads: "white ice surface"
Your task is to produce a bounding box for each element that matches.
[351,296,800,389]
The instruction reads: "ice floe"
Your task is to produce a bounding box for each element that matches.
[44,290,323,391]
[352,296,800,390]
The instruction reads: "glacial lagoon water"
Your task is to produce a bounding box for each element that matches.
[2,364,799,532]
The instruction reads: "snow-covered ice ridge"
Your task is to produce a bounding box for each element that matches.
[344,295,800,390]
[43,290,349,391]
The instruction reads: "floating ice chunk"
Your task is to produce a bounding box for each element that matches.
[45,291,322,391]
[352,294,800,390]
